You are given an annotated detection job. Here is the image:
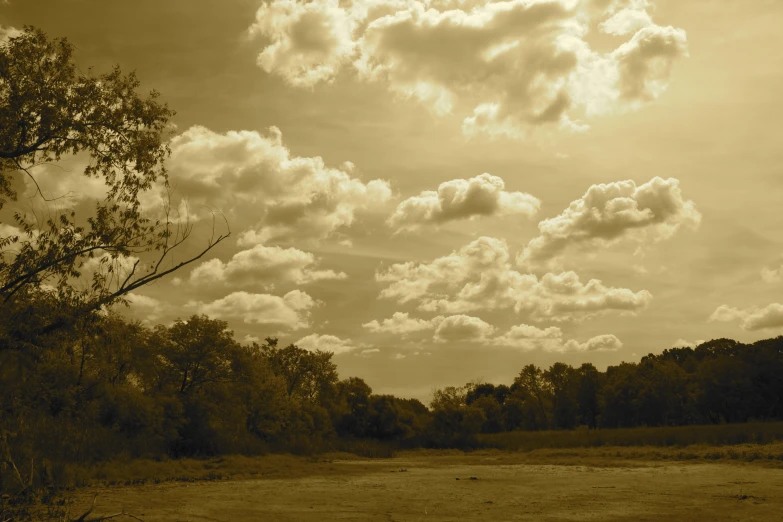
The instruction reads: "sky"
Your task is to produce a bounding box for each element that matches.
[2,0,783,401]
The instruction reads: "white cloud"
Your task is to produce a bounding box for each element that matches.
[248,0,357,87]
[165,125,391,246]
[248,0,688,138]
[671,338,705,349]
[0,25,22,43]
[600,7,652,36]
[123,292,164,324]
[189,244,346,289]
[433,314,495,343]
[387,173,540,231]
[363,311,437,335]
[492,323,622,352]
[359,348,381,357]
[295,333,362,354]
[376,236,651,320]
[709,303,783,331]
[191,290,317,330]
[519,177,701,266]
[80,253,141,289]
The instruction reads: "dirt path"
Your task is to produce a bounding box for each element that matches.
[73,457,783,521]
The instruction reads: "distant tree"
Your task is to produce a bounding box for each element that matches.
[333,377,373,437]
[576,363,602,429]
[259,338,339,403]
[513,364,550,429]
[161,315,239,395]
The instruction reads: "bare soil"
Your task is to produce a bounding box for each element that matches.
[71,452,783,521]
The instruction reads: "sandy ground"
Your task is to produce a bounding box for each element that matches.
[72,454,783,521]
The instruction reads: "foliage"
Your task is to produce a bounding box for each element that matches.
[0,27,228,339]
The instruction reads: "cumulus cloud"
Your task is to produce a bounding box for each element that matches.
[248,0,688,137]
[376,236,651,319]
[387,173,540,231]
[190,290,317,330]
[248,0,356,87]
[672,338,705,349]
[709,303,783,331]
[600,7,653,36]
[0,25,21,43]
[363,311,437,335]
[519,177,700,265]
[295,333,362,354]
[433,314,495,343]
[189,245,346,289]
[165,125,391,246]
[492,323,622,352]
[122,293,165,324]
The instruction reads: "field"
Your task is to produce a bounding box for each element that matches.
[61,445,783,521]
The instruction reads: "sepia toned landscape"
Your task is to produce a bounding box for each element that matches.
[59,451,781,521]
[2,0,783,520]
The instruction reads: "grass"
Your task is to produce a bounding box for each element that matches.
[11,423,783,495]
[475,422,783,451]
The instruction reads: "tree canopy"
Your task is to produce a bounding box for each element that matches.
[0,27,228,339]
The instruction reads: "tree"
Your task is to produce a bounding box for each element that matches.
[576,363,602,428]
[160,315,239,395]
[0,27,228,338]
[259,338,339,403]
[544,362,579,430]
[513,364,550,430]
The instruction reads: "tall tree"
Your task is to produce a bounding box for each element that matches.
[0,27,228,337]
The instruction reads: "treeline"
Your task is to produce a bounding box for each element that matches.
[4,301,783,489]
[432,336,783,446]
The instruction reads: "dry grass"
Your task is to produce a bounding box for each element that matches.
[476,421,783,451]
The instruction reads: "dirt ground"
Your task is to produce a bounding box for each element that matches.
[71,453,783,521]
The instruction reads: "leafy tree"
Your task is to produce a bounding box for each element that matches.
[513,364,550,430]
[544,362,579,429]
[259,338,338,403]
[160,315,239,395]
[0,27,228,337]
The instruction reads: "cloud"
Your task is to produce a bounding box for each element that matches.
[190,290,317,330]
[122,293,165,324]
[672,338,705,349]
[761,257,783,283]
[189,245,346,289]
[0,25,21,43]
[0,223,22,244]
[165,125,391,246]
[519,177,700,265]
[387,173,540,231]
[709,303,783,331]
[376,236,651,319]
[295,333,362,354]
[248,0,688,138]
[492,324,622,352]
[363,311,437,335]
[600,7,653,36]
[359,348,381,357]
[433,314,495,343]
[248,0,356,87]
[80,253,141,288]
